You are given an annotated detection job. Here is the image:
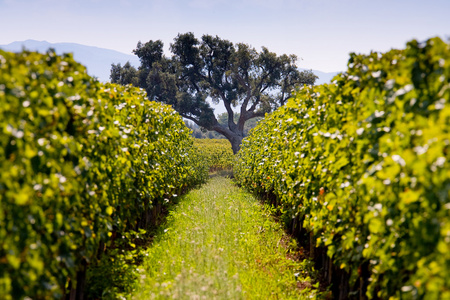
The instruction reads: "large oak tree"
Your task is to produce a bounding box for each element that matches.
[111,33,317,153]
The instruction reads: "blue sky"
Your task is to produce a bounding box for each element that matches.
[1,0,449,72]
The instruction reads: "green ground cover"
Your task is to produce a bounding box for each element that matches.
[133,176,324,299]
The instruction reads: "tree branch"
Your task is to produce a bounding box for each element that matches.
[237,109,264,132]
[235,73,252,113]
[209,80,237,132]
[248,98,259,113]
[181,114,202,127]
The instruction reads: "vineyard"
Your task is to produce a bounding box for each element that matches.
[193,138,234,172]
[0,50,208,299]
[235,37,450,299]
[1,36,449,300]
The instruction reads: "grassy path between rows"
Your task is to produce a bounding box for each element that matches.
[132,176,322,299]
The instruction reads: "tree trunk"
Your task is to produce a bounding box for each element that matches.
[229,134,243,154]
[210,122,244,154]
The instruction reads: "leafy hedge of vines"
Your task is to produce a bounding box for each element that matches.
[193,138,234,171]
[0,50,208,299]
[235,37,450,299]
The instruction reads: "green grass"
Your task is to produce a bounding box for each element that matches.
[132,176,322,299]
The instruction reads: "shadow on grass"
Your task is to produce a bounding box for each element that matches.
[209,169,234,179]
[85,184,202,298]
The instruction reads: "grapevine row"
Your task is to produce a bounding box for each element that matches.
[235,37,450,299]
[0,50,208,299]
[193,139,234,171]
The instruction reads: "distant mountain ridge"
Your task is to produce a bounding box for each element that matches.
[0,40,340,84]
[307,69,340,85]
[0,40,140,82]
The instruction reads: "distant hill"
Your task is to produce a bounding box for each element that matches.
[0,40,140,82]
[0,40,341,84]
[309,69,341,85]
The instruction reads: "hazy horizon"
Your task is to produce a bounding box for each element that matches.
[1,0,449,73]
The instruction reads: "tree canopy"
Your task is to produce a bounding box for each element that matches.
[111,33,317,153]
